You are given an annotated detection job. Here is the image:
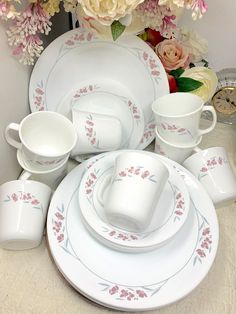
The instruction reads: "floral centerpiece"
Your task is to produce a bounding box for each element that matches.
[0,0,217,101]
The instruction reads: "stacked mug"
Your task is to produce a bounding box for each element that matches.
[152,92,217,164]
[152,93,236,207]
[0,111,77,250]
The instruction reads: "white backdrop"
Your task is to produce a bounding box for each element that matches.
[180,0,236,71]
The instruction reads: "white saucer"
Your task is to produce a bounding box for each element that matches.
[78,152,190,253]
[57,83,144,150]
[47,150,219,311]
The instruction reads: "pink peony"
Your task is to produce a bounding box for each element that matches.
[155,39,190,72]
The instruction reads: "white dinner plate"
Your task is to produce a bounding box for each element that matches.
[47,150,219,311]
[78,151,190,253]
[29,27,169,153]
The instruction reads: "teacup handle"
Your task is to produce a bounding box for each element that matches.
[199,106,217,136]
[193,146,202,153]
[96,173,112,207]
[19,171,32,180]
[5,123,22,149]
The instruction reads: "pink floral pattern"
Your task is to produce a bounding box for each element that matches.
[103,228,140,241]
[127,100,141,121]
[84,168,100,200]
[139,121,155,145]
[114,166,157,183]
[84,114,99,148]
[52,208,65,244]
[173,187,185,221]
[4,191,42,210]
[64,31,95,47]
[73,84,99,98]
[142,52,161,77]
[198,156,228,180]
[155,143,166,156]
[29,157,64,166]
[99,281,167,300]
[159,122,192,137]
[33,80,45,111]
[194,226,212,265]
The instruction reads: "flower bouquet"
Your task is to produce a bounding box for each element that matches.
[0,0,217,102]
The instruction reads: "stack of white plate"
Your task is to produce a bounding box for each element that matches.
[46,150,219,311]
[29,27,169,161]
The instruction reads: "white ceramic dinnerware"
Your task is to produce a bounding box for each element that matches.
[79,151,190,253]
[183,146,236,207]
[96,151,169,232]
[152,92,217,145]
[29,27,169,155]
[59,86,145,152]
[71,108,122,155]
[47,150,219,311]
[17,149,68,190]
[5,111,77,171]
[0,178,51,250]
[155,127,202,164]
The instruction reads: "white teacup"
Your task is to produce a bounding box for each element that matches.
[5,111,77,171]
[183,147,236,207]
[17,149,68,191]
[0,178,51,250]
[97,151,169,232]
[71,109,123,155]
[155,127,202,164]
[152,92,217,145]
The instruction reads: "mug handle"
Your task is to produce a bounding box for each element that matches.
[5,123,22,149]
[193,146,202,153]
[19,171,32,180]
[199,105,217,136]
[96,173,112,207]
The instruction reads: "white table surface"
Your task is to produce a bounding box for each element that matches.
[0,120,236,314]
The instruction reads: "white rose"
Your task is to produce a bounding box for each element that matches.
[78,0,145,26]
[180,67,218,103]
[177,27,208,62]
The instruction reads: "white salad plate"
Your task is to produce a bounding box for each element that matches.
[58,84,145,151]
[78,151,190,253]
[29,27,169,153]
[47,150,219,312]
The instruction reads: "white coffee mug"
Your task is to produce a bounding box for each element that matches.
[71,109,123,155]
[155,127,202,164]
[17,149,68,191]
[5,111,77,171]
[0,179,51,250]
[97,151,169,232]
[183,147,236,207]
[152,92,217,145]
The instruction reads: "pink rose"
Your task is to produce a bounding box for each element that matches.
[155,39,190,72]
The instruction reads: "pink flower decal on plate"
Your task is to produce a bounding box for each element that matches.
[33,80,45,111]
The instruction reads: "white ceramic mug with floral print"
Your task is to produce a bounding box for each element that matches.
[152,92,217,145]
[155,127,202,164]
[5,111,77,171]
[17,149,68,191]
[183,147,236,207]
[97,151,169,232]
[0,178,51,250]
[71,109,123,155]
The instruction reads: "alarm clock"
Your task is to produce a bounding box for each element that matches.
[210,68,236,124]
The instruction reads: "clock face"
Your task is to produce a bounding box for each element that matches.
[212,87,236,115]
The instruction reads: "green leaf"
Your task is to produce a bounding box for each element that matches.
[111,21,126,41]
[170,68,185,78]
[176,77,203,92]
